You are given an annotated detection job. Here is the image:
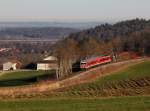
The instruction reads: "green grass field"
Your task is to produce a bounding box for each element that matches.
[0,96,149,111]
[0,70,55,86]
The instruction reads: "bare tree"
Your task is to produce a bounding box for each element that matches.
[54,38,78,79]
[79,37,103,58]
[107,37,122,61]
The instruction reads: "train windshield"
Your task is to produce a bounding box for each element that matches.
[80,62,86,65]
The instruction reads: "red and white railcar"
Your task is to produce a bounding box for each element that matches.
[80,55,112,69]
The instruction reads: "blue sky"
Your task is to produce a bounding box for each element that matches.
[0,0,150,22]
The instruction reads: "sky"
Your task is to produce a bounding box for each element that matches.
[0,0,150,22]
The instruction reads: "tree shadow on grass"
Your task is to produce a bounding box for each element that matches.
[0,72,56,87]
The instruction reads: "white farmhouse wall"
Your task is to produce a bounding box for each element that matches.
[37,63,52,70]
[3,62,17,71]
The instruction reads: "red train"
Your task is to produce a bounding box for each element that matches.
[80,55,112,69]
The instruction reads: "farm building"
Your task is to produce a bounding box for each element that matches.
[3,60,22,71]
[37,56,58,70]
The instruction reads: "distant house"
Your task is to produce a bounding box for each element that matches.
[3,60,21,71]
[37,56,58,70]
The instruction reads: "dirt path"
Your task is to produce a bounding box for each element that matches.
[0,58,149,98]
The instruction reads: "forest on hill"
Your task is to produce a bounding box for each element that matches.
[69,18,150,41]
[66,18,150,56]
[53,18,150,79]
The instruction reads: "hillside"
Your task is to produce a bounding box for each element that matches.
[69,18,150,41]
[52,19,150,79]
[58,60,150,97]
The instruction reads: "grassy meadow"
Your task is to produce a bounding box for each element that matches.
[0,96,149,111]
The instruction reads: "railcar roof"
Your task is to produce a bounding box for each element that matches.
[81,55,110,63]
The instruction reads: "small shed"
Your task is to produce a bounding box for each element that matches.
[3,60,21,71]
[37,56,58,70]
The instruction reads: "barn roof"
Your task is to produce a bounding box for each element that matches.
[81,55,110,63]
[3,60,21,64]
[43,56,57,61]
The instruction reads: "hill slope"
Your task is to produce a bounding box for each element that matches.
[69,18,150,41]
[59,60,150,97]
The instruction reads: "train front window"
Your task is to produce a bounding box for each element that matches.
[81,62,86,66]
